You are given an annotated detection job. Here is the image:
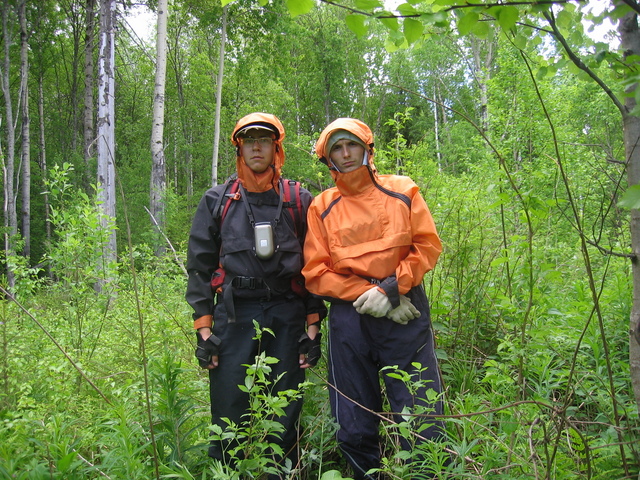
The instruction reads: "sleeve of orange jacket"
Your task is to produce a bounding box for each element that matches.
[303,200,375,302]
[394,183,441,295]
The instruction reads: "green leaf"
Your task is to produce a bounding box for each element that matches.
[321,471,350,480]
[57,452,77,472]
[472,19,490,38]
[421,11,447,25]
[385,35,404,53]
[403,17,423,44]
[497,6,519,31]
[379,14,400,31]
[220,0,235,6]
[513,34,528,50]
[555,9,573,30]
[618,185,640,209]
[536,66,548,79]
[286,0,314,17]
[397,3,418,16]
[457,11,479,36]
[346,14,368,38]
[355,0,383,10]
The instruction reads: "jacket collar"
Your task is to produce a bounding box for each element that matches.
[332,165,376,196]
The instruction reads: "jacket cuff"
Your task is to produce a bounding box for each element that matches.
[193,315,213,330]
[379,275,400,309]
[306,313,321,327]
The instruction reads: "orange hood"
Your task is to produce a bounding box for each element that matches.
[231,112,286,192]
[315,118,376,178]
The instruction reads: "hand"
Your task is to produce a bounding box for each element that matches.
[387,295,420,325]
[298,332,322,368]
[195,332,221,369]
[353,287,392,317]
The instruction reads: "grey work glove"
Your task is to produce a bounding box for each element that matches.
[387,295,420,325]
[298,332,322,367]
[195,332,221,368]
[353,287,392,317]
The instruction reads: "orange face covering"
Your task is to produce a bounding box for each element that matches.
[231,113,286,193]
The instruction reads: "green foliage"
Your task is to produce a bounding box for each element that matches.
[44,163,118,292]
[2,0,639,478]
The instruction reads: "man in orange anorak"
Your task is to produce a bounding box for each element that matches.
[303,118,444,480]
[186,113,326,477]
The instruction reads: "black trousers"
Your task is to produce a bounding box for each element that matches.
[327,286,444,480]
[207,293,306,476]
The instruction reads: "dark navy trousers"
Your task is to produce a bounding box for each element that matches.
[207,294,306,476]
[327,286,444,480]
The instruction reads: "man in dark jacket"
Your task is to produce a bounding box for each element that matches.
[186,112,326,477]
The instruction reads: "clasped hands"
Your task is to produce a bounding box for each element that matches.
[353,287,420,325]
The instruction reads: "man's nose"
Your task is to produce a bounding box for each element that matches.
[341,145,350,157]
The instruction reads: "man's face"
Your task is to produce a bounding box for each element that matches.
[240,130,275,173]
[329,139,365,173]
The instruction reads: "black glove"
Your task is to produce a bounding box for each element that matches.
[195,332,221,368]
[298,332,322,367]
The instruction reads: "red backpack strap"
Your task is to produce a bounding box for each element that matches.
[218,178,241,226]
[283,179,303,238]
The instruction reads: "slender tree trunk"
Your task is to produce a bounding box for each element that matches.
[1,0,16,289]
[38,73,51,277]
[83,0,96,169]
[18,0,30,260]
[96,0,117,276]
[211,5,227,188]
[619,8,640,414]
[150,0,168,255]
[470,35,494,134]
[433,83,441,170]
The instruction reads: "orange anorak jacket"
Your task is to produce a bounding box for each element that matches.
[302,118,442,304]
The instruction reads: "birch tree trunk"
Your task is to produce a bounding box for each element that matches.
[469,34,494,135]
[96,0,117,276]
[83,0,96,168]
[619,8,640,415]
[18,0,30,260]
[150,0,168,255]
[1,0,17,289]
[211,5,227,188]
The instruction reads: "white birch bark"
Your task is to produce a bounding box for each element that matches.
[96,0,117,273]
[211,5,227,188]
[150,0,168,255]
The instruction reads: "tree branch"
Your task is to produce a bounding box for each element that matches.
[543,10,626,116]
[318,0,570,19]
[621,0,640,16]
